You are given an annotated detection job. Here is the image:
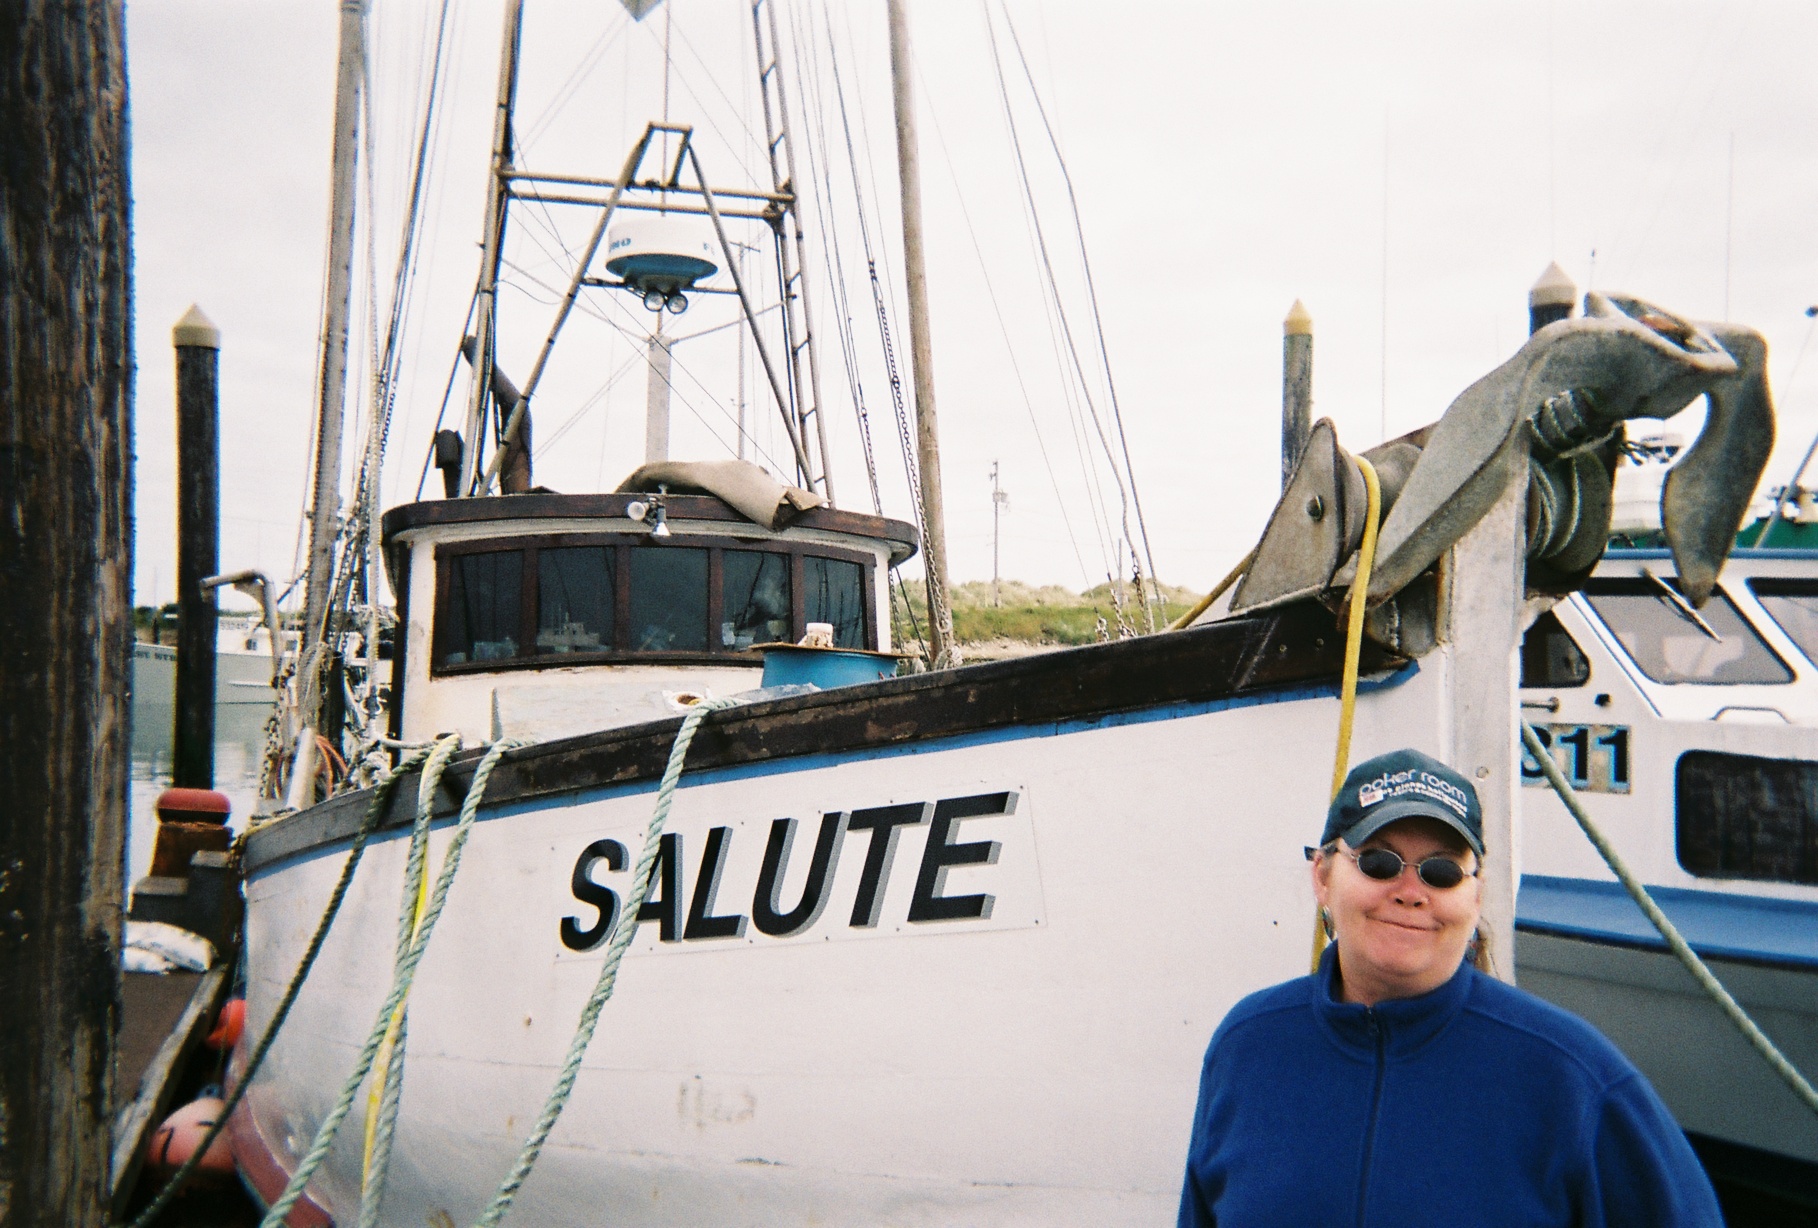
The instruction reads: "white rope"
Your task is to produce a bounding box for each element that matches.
[471,697,737,1225]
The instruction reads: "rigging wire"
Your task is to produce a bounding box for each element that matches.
[791,0,924,656]
[820,8,932,656]
[968,14,1120,602]
[1601,2,1754,284]
[501,253,793,473]
[533,348,644,454]
[332,0,458,635]
[910,23,1095,591]
[789,0,884,515]
[518,12,632,151]
[822,15,922,526]
[997,3,1162,619]
[411,299,479,501]
[980,5,1148,630]
[318,0,454,721]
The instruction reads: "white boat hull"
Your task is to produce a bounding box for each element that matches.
[239,655,1450,1224]
[1516,931,1817,1167]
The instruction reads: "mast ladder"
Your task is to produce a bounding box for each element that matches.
[751,0,835,503]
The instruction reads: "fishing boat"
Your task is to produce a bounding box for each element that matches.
[221,5,1796,1224]
[1516,405,1818,1204]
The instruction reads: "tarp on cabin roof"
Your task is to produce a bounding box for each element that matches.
[615,459,826,531]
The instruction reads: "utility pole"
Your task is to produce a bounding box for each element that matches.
[991,461,1009,607]
[887,0,957,667]
[0,2,133,1219]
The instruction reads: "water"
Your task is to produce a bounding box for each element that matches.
[128,648,273,884]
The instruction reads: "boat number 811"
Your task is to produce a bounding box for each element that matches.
[1520,723,1631,794]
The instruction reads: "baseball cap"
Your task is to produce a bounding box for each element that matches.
[1321,748,1484,857]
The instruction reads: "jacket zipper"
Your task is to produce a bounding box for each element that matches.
[1355,1010,1386,1228]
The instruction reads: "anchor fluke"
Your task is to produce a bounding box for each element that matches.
[1662,322,1775,605]
[1215,289,1776,653]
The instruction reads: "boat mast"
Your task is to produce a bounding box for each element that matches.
[300,0,367,671]
[459,0,528,495]
[753,0,835,502]
[886,0,956,666]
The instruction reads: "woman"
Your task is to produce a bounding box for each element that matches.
[1177,747,1721,1227]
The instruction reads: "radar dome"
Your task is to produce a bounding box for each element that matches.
[605,216,718,312]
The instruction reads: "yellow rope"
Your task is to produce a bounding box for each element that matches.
[1312,455,1381,970]
[1330,456,1382,801]
[1165,546,1259,632]
[361,738,459,1187]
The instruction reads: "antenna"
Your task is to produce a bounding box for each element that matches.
[1723,131,1735,319]
[991,461,1010,607]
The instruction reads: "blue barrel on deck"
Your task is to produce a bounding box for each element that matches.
[760,645,899,690]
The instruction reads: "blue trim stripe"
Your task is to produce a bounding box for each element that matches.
[1516,874,1818,971]
[1604,546,1818,561]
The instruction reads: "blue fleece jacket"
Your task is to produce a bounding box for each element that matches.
[1178,948,1721,1227]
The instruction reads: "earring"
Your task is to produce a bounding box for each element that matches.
[1319,907,1335,940]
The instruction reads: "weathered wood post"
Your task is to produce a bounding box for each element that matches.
[0,2,134,1221]
[887,0,957,668]
[173,306,221,788]
[1529,262,1575,335]
[1282,300,1313,488]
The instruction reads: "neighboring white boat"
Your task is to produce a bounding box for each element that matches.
[133,613,283,710]
[1517,516,1818,1199]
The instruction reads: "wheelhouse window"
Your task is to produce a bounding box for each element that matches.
[435,550,522,665]
[1519,610,1589,688]
[1582,578,1791,685]
[432,534,873,673]
[537,547,614,655]
[1677,750,1818,885]
[628,546,709,652]
[722,549,791,650]
[805,555,865,648]
[1748,579,1818,667]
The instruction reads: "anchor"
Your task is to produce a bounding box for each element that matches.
[1228,293,1776,655]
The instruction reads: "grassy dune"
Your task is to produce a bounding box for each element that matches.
[890,578,1201,652]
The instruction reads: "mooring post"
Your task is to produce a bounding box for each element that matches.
[1282,300,1313,488]
[1529,262,1575,335]
[0,2,133,1219]
[173,306,221,789]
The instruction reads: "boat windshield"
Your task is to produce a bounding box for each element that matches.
[431,534,874,673]
[1582,579,1791,685]
[1747,578,1818,667]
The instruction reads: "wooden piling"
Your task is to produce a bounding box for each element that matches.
[1529,261,1575,335]
[1282,300,1313,488]
[0,1,133,1220]
[173,307,221,789]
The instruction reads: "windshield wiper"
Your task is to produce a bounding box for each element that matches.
[1642,567,1723,642]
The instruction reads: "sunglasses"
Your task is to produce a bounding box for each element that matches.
[1304,845,1477,890]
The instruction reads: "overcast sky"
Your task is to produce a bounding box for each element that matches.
[127,0,1818,610]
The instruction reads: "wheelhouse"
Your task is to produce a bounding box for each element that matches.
[381,491,917,745]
